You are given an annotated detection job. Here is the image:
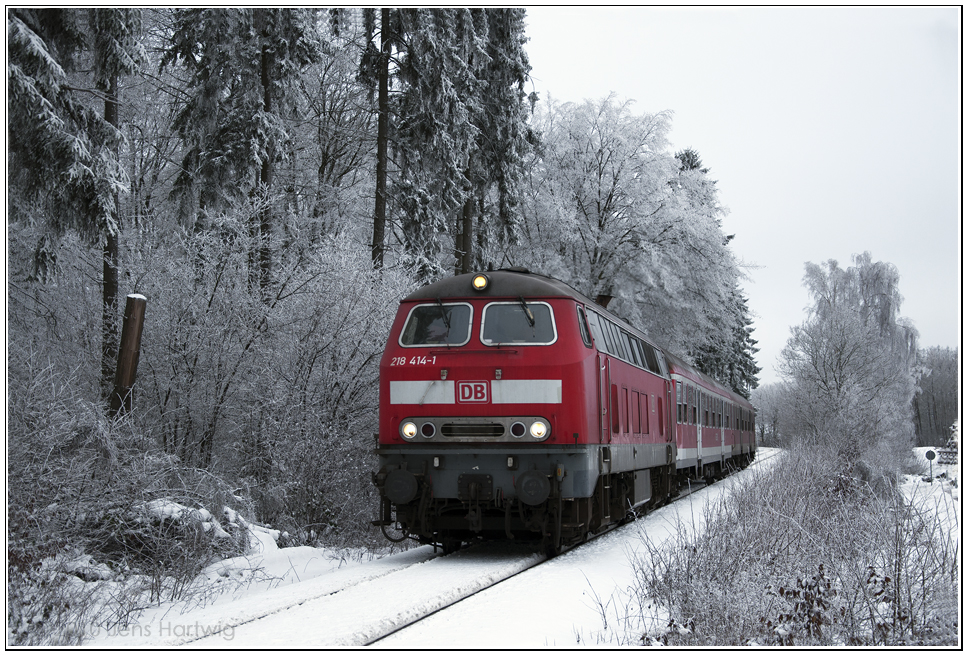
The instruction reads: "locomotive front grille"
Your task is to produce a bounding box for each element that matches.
[441,423,505,438]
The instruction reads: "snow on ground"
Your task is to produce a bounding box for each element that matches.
[191,543,544,646]
[905,446,960,541]
[84,448,779,647]
[85,545,437,645]
[83,445,957,648]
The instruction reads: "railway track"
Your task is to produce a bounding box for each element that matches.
[187,542,545,646]
[183,450,780,646]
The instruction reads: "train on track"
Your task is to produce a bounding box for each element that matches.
[373,268,755,555]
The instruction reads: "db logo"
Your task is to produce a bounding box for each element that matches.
[457,381,489,403]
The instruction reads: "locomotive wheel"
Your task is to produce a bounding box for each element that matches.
[441,537,462,555]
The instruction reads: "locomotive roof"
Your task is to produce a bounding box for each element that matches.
[403,268,595,304]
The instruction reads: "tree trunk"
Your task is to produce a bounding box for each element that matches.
[101,72,120,405]
[259,32,273,298]
[372,7,390,269]
[456,192,474,275]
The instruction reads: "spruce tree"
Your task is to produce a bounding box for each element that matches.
[9,8,144,404]
[164,8,321,296]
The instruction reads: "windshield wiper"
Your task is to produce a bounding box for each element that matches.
[435,297,451,330]
[518,296,535,327]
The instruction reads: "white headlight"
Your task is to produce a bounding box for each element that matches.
[401,422,418,439]
[530,420,548,439]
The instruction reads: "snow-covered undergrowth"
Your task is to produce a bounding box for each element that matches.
[622,446,959,646]
[8,492,403,646]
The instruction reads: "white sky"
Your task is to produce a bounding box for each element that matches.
[523,6,961,385]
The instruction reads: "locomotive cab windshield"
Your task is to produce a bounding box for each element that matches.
[481,301,556,345]
[399,302,472,346]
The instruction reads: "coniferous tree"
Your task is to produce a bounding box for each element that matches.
[463,8,535,273]
[9,8,144,402]
[164,8,321,296]
[390,8,483,280]
[360,9,534,278]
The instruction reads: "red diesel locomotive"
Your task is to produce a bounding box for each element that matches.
[373,268,755,554]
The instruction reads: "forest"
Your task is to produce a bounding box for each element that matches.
[7,8,956,645]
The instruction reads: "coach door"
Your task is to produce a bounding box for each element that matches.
[696,389,703,465]
[666,381,674,443]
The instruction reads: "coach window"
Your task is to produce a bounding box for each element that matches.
[689,386,695,425]
[576,306,593,348]
[676,383,683,423]
[482,301,556,345]
[400,302,472,347]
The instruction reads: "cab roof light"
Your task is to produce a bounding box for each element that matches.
[471,274,489,292]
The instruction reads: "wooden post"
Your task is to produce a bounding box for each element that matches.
[109,294,147,418]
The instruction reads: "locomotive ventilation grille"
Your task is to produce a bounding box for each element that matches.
[398,416,551,442]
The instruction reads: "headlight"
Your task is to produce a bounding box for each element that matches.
[401,422,418,439]
[471,274,489,291]
[529,420,548,439]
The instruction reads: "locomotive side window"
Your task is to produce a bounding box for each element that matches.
[585,310,607,351]
[642,342,661,374]
[631,339,647,369]
[597,313,616,353]
[399,302,472,347]
[481,301,556,345]
[576,306,593,348]
[585,309,668,379]
[605,322,626,359]
[622,332,641,367]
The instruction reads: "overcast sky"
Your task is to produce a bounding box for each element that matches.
[523,6,961,385]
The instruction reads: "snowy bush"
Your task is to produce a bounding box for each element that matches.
[126,225,413,546]
[632,447,959,646]
[6,300,248,643]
